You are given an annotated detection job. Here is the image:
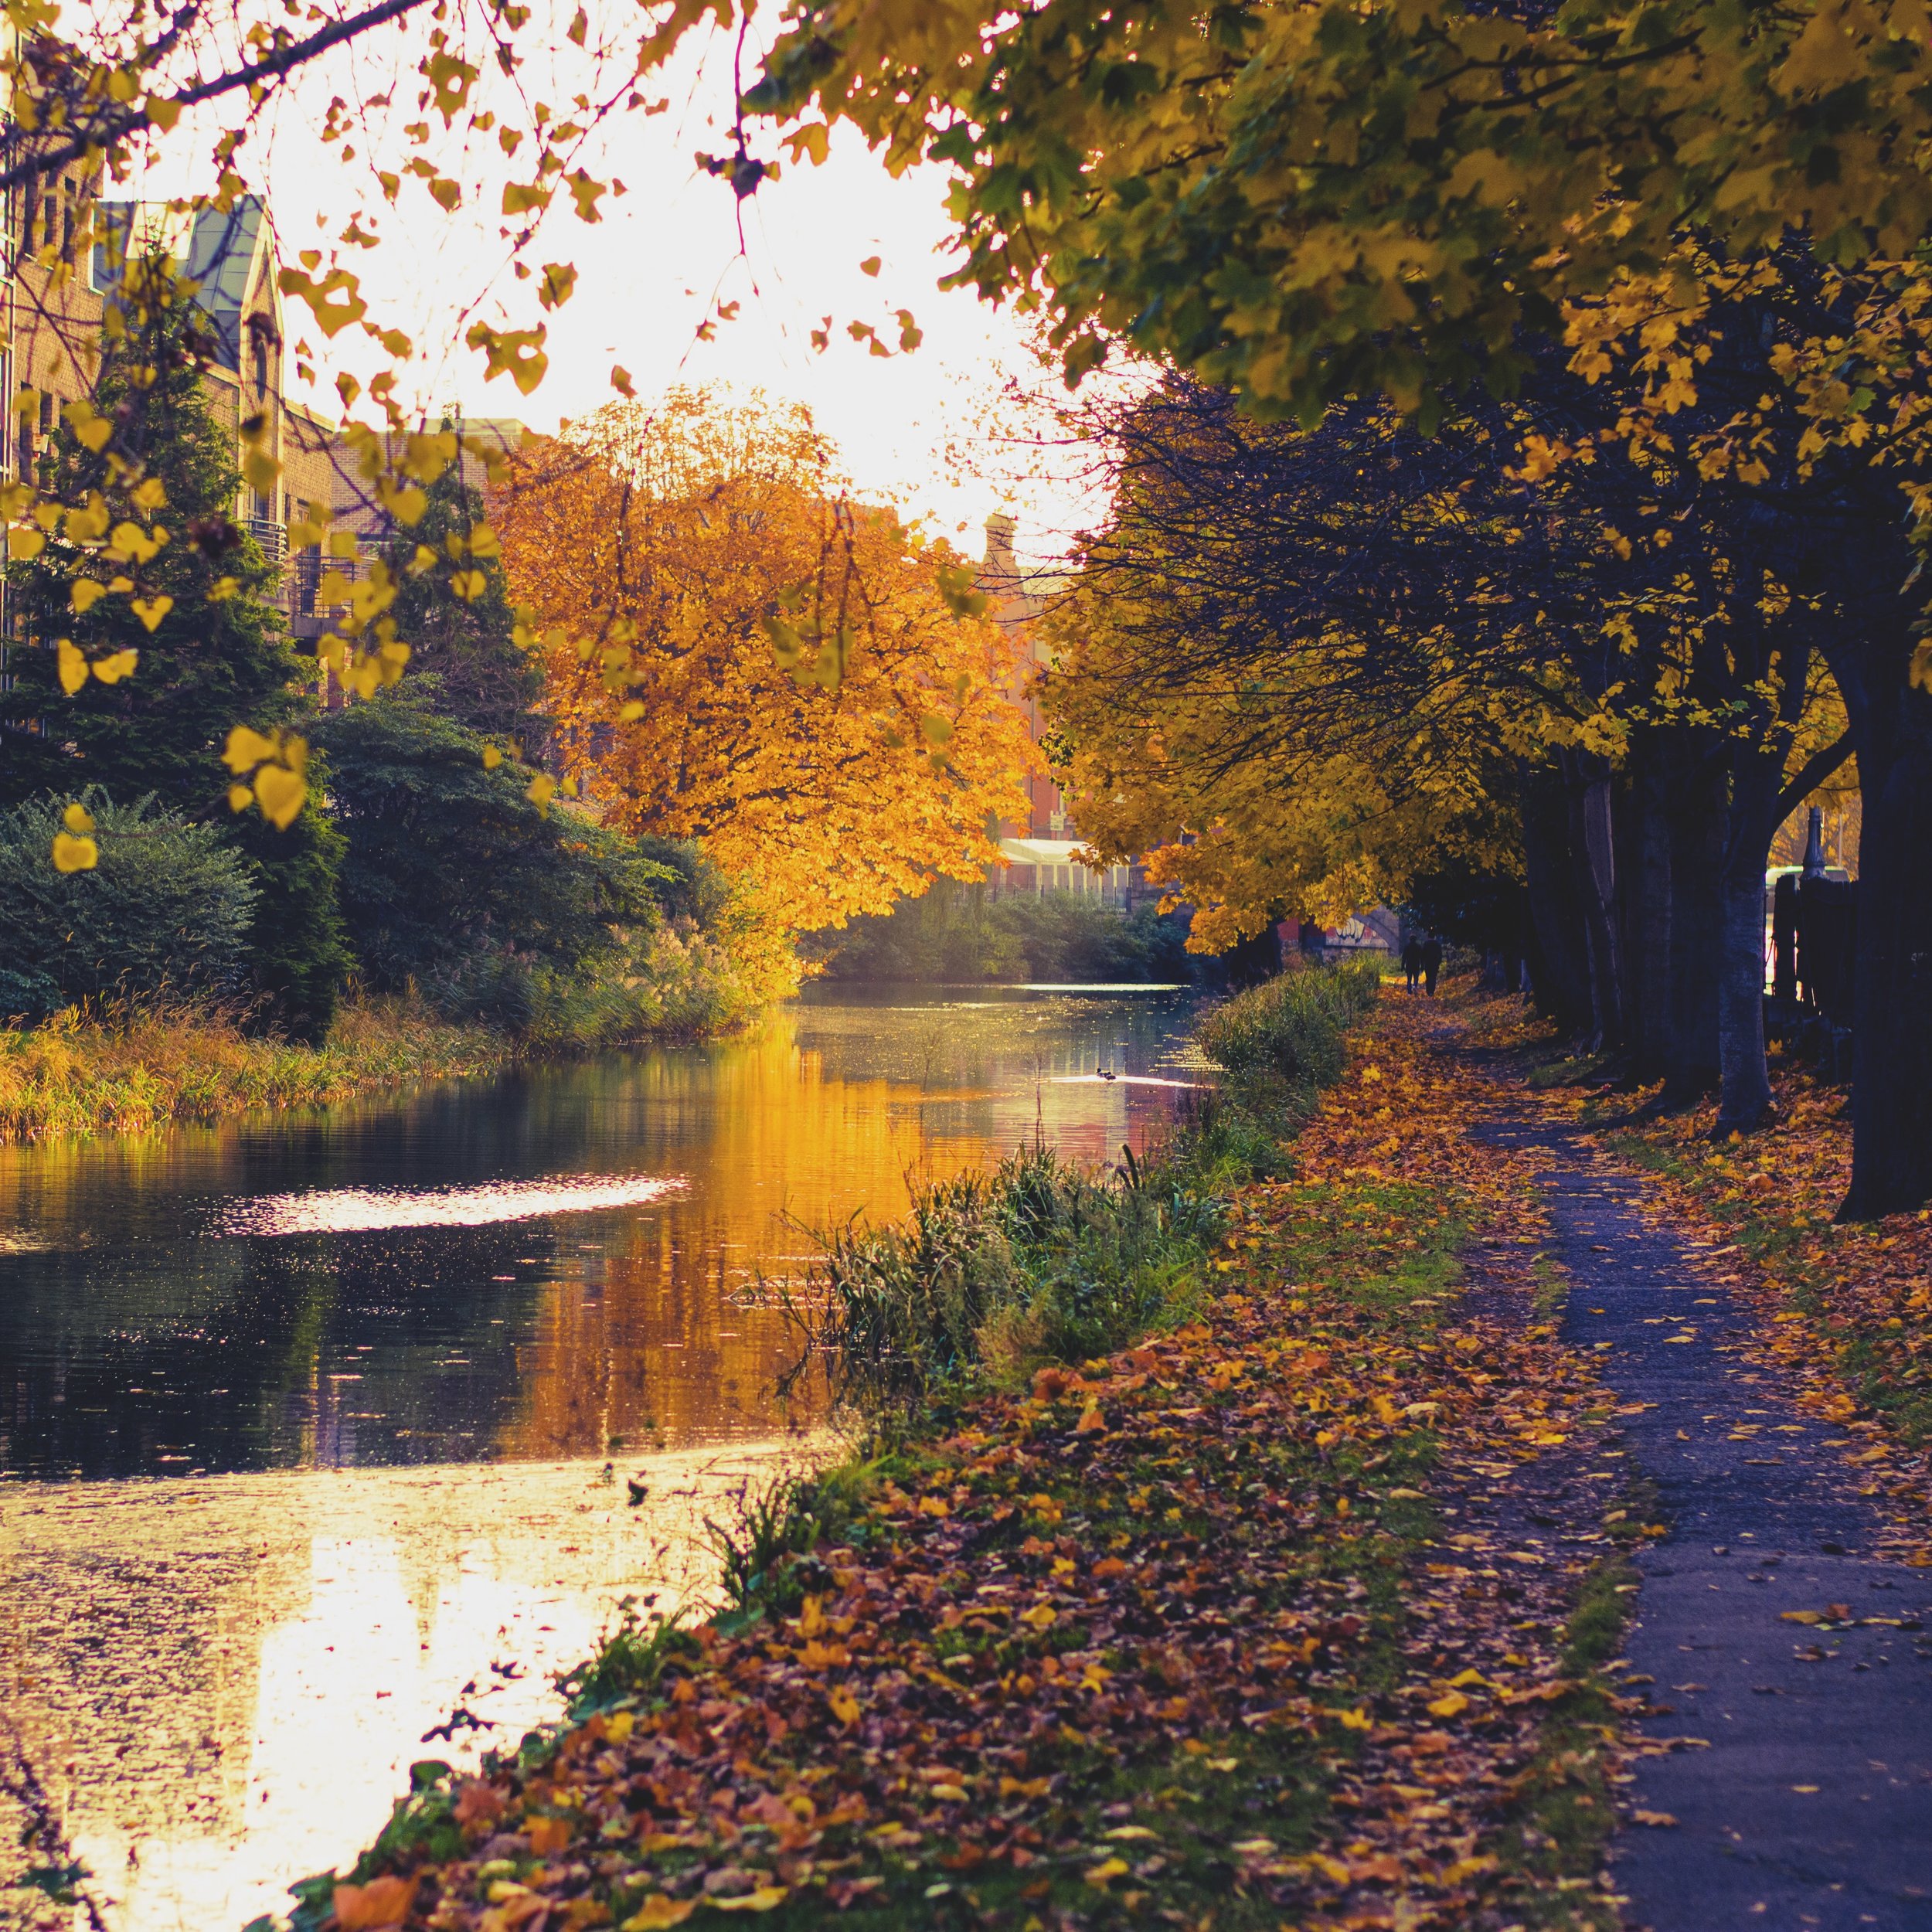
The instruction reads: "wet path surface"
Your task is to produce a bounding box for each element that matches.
[1480,1111,1932,1931]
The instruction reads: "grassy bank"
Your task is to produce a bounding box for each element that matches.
[276,986,1641,1932]
[0,937,777,1146]
[0,998,506,1144]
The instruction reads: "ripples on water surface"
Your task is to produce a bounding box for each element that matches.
[0,986,1205,1930]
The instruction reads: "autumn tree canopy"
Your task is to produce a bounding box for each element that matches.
[496,392,1039,932]
[1045,369,1866,1144]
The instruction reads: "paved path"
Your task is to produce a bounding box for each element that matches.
[1476,1111,1932,1931]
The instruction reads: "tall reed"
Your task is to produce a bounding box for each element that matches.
[0,995,499,1144]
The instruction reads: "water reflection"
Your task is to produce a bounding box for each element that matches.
[218,1174,688,1237]
[0,988,1203,1479]
[0,989,1205,1931]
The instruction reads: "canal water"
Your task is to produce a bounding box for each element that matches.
[0,985,1206,1932]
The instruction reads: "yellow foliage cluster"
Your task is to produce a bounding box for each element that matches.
[496,392,1039,931]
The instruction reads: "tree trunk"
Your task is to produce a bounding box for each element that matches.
[1562,752,1624,1050]
[1713,852,1774,1133]
[1841,689,1932,1218]
[1626,750,1675,1084]
[1520,767,1594,1035]
[1662,750,1725,1106]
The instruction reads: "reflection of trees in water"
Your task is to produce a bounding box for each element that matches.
[495,1026,928,1461]
[0,995,1206,1478]
[0,1226,555,1478]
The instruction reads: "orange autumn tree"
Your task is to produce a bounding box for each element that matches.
[497,392,1038,931]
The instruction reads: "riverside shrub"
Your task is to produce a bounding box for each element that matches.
[798,978,1365,1400]
[0,794,259,1015]
[817,878,1196,984]
[1199,958,1383,1107]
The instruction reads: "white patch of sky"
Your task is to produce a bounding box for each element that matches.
[131,9,1111,566]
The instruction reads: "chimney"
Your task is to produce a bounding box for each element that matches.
[983,512,1017,578]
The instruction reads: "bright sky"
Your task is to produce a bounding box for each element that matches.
[141,12,1105,568]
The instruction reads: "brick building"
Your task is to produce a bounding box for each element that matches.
[975,512,1138,904]
[4,169,523,696]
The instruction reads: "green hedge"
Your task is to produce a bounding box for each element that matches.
[0,792,259,1016]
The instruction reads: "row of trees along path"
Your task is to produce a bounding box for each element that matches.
[1462,1026,1932,1931]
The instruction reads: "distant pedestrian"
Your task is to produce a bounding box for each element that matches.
[1401,937,1423,994]
[1421,937,1443,997]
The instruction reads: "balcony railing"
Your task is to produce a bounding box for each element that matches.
[247,516,288,570]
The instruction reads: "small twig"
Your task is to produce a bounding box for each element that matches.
[0,1718,110,1932]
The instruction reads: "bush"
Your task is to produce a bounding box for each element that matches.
[0,792,259,1014]
[815,876,1196,983]
[798,1136,1235,1400]
[1197,959,1381,1109]
[229,770,353,1043]
[317,694,672,991]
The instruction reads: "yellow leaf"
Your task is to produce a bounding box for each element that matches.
[1335,1707,1372,1730]
[1427,1690,1470,1718]
[827,1685,860,1726]
[227,784,253,812]
[145,94,181,132]
[1020,1604,1057,1630]
[56,638,87,696]
[110,520,160,563]
[52,832,98,872]
[611,365,636,398]
[482,746,503,770]
[132,478,167,511]
[92,648,138,685]
[131,595,173,632]
[799,1595,825,1638]
[1084,1858,1129,1886]
[63,802,94,835]
[709,1887,787,1913]
[9,526,45,560]
[254,764,308,829]
[70,579,108,614]
[621,1900,696,1931]
[527,772,557,808]
[223,725,281,774]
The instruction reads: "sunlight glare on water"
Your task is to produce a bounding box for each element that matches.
[216,1174,688,1237]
